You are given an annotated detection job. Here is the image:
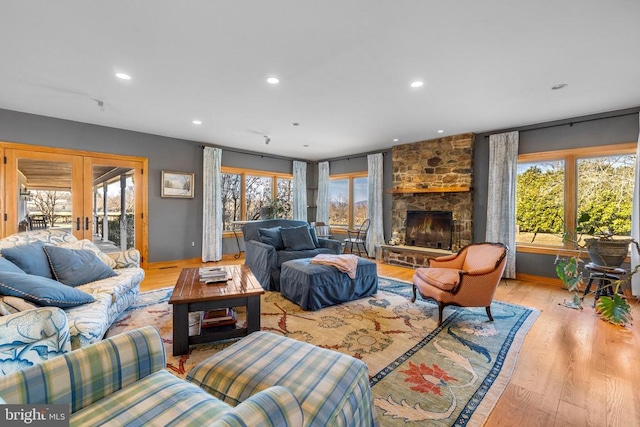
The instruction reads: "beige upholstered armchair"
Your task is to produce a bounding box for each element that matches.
[411,242,508,325]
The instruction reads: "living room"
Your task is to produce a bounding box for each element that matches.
[1,2,640,426]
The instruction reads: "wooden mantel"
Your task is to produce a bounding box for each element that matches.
[387,186,471,194]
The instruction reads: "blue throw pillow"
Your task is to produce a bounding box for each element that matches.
[0,271,95,308]
[43,246,118,287]
[258,227,284,250]
[0,257,25,274]
[308,227,320,247]
[281,225,317,251]
[2,242,53,279]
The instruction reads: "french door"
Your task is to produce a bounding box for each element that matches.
[2,143,147,267]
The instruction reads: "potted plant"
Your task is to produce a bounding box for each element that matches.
[572,212,632,267]
[555,213,637,325]
[259,197,291,220]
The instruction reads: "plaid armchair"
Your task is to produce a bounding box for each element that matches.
[0,326,303,426]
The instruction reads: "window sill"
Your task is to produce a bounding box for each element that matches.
[516,243,631,263]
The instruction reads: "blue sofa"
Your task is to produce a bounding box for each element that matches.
[243,220,342,291]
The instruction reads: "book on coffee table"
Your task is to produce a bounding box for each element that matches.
[201,308,237,329]
[199,267,230,283]
[188,311,203,336]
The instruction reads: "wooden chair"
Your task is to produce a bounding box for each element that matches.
[412,242,508,325]
[313,222,331,239]
[28,215,48,230]
[344,219,370,257]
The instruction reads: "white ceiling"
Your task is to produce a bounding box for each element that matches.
[1,1,639,161]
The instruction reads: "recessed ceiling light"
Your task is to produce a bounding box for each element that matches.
[303,144,309,147]
[393,138,399,142]
[192,120,202,125]
[551,83,568,90]
[291,122,300,126]
[410,81,424,88]
[437,130,444,133]
[266,77,280,84]
[116,72,131,80]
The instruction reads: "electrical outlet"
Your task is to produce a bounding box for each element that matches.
[191,241,195,247]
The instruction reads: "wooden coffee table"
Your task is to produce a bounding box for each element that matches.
[168,265,264,356]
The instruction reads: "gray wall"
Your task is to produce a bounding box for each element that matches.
[474,108,640,278]
[0,108,294,262]
[2,106,638,277]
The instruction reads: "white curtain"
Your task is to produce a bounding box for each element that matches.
[631,114,640,296]
[366,153,385,258]
[293,160,307,221]
[202,147,223,262]
[316,161,330,224]
[486,131,519,278]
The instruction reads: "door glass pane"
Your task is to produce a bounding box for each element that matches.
[18,158,73,233]
[92,165,135,251]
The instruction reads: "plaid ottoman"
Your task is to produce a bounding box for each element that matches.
[186,331,378,427]
[280,257,378,310]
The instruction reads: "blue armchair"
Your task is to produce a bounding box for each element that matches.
[243,220,342,291]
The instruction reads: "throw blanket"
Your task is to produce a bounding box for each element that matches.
[310,254,359,279]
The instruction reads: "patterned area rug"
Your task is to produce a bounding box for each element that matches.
[106,277,538,426]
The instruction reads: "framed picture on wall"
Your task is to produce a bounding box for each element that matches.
[161,170,195,198]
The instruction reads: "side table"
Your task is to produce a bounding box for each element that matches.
[583,263,628,306]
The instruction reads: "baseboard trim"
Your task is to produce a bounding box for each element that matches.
[516,273,564,287]
[147,254,243,270]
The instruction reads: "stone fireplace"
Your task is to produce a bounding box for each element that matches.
[383,133,474,267]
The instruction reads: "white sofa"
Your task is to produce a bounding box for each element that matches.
[0,229,144,375]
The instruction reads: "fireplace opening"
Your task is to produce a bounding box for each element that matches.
[405,210,453,250]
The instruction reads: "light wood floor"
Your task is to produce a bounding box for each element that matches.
[142,257,640,427]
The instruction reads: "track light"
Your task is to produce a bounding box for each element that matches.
[94,99,105,112]
[264,136,270,145]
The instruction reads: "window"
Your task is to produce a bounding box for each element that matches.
[516,160,565,246]
[221,167,292,232]
[276,178,293,219]
[577,155,635,240]
[516,143,636,250]
[353,176,368,226]
[329,178,349,226]
[329,173,368,229]
[221,173,241,231]
[245,175,273,221]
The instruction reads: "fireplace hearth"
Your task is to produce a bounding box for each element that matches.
[405,210,453,250]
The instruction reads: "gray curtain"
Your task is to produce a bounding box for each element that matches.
[202,147,223,262]
[486,131,519,278]
[293,160,307,221]
[366,153,385,258]
[631,114,640,296]
[316,161,330,224]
